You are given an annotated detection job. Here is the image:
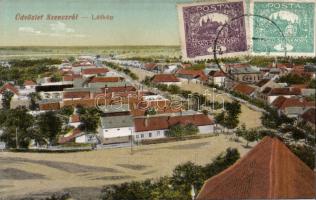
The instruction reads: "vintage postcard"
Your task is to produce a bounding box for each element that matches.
[177,0,249,61]
[250,0,316,57]
[0,0,315,200]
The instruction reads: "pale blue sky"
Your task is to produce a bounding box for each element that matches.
[0,0,194,46]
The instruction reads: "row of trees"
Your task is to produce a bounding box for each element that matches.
[0,58,61,86]
[100,148,240,200]
[0,105,101,149]
[104,62,139,80]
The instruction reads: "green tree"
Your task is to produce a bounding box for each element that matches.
[79,108,100,133]
[37,111,62,145]
[2,90,14,109]
[28,92,41,111]
[59,106,74,116]
[0,107,34,148]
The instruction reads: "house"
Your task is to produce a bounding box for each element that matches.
[299,108,316,129]
[36,82,73,100]
[255,79,280,93]
[81,67,109,78]
[69,114,81,128]
[197,137,315,200]
[208,70,226,87]
[134,113,214,141]
[226,65,263,83]
[176,69,208,84]
[23,80,37,90]
[99,115,134,144]
[271,96,315,118]
[232,83,256,97]
[74,133,97,144]
[144,63,159,72]
[162,65,178,74]
[0,83,29,109]
[151,74,181,86]
[58,128,82,144]
[259,87,301,104]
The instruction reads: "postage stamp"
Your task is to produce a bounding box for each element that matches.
[177,0,248,61]
[250,0,316,57]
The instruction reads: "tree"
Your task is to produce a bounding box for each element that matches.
[28,92,41,110]
[37,111,62,145]
[78,108,100,133]
[59,105,74,116]
[1,90,14,109]
[243,129,258,147]
[184,123,198,135]
[0,107,34,148]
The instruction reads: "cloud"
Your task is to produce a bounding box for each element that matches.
[49,22,74,33]
[18,27,41,34]
[18,22,86,38]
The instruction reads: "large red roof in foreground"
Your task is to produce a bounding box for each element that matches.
[197,137,315,200]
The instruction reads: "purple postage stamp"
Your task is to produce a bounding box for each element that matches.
[177,0,248,61]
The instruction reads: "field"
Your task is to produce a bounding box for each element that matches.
[0,135,254,200]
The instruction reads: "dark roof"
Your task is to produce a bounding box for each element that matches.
[197,137,315,200]
[301,108,316,125]
[255,79,270,87]
[152,74,180,83]
[262,87,301,96]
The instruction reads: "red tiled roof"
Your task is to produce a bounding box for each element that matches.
[272,96,315,110]
[39,102,60,110]
[72,62,94,67]
[102,86,137,93]
[62,74,82,81]
[197,137,315,200]
[70,114,80,123]
[82,68,109,75]
[89,77,122,83]
[0,83,19,95]
[290,84,309,89]
[58,128,82,144]
[24,80,36,86]
[233,83,256,95]
[177,69,208,81]
[134,114,213,132]
[152,74,180,83]
[63,91,90,99]
[144,63,158,70]
[263,87,301,96]
[301,108,316,125]
[209,70,226,77]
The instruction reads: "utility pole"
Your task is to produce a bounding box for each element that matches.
[15,127,19,149]
[130,129,133,155]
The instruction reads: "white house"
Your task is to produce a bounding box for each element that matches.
[134,114,214,141]
[99,115,134,144]
[151,74,182,86]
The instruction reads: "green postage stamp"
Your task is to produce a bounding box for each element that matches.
[250,0,316,57]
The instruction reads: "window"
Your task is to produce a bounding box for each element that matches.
[117,128,120,131]
[157,131,160,136]
[149,132,152,137]
[105,130,108,132]
[136,135,139,139]
[141,134,144,138]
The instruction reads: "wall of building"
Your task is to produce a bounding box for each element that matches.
[101,126,134,138]
[134,129,166,141]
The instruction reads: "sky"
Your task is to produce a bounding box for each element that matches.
[0,0,194,46]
